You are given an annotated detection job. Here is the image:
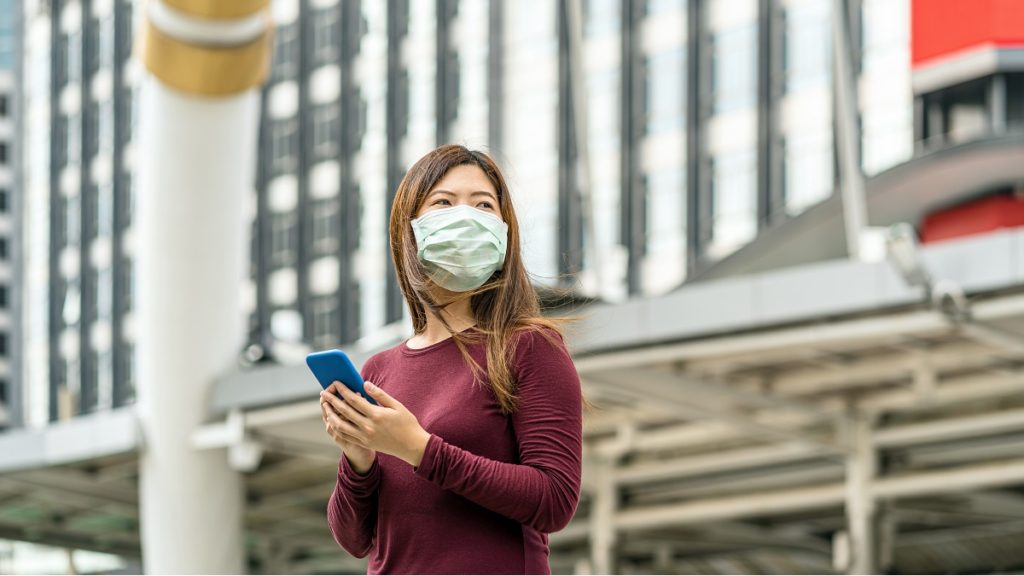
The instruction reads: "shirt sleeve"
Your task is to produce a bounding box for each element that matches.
[326,353,383,557]
[327,454,381,558]
[413,328,583,533]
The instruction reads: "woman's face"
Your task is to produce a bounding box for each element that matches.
[416,164,503,221]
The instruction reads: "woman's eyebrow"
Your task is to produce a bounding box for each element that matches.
[429,189,498,200]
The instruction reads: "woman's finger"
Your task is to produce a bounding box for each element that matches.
[326,408,368,444]
[333,395,371,428]
[321,389,348,413]
[338,431,371,449]
[338,386,378,418]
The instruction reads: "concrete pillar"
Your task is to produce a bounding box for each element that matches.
[844,414,878,575]
[135,1,272,572]
[590,457,619,575]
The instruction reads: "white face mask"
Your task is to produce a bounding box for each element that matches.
[411,204,509,292]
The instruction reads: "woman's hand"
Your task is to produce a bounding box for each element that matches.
[321,383,377,475]
[320,381,431,468]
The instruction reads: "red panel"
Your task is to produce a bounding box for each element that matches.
[922,194,1024,244]
[912,0,1024,67]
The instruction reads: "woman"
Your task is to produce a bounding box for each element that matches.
[320,144,584,574]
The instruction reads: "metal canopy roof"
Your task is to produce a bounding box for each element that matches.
[1,228,1023,573]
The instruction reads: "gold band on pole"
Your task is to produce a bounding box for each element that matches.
[140,19,272,96]
[163,0,270,20]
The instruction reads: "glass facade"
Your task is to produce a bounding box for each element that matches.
[0,0,12,429]
[14,0,924,427]
[780,0,833,215]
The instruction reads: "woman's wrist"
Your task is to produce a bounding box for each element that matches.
[344,452,375,476]
[403,429,432,468]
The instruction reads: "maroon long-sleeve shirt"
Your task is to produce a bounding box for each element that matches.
[326,326,583,574]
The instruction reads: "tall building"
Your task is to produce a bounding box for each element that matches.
[3,0,1024,573]
[0,0,18,430]
[244,0,915,355]
[14,0,916,427]
[19,0,138,428]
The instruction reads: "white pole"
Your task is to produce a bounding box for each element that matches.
[565,0,604,298]
[135,1,271,572]
[832,0,870,260]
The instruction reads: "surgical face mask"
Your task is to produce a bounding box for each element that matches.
[411,204,509,292]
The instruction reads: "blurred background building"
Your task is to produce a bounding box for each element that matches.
[0,0,17,433]
[2,0,1024,573]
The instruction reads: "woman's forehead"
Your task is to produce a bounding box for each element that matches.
[432,164,496,193]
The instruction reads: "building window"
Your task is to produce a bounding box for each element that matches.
[0,143,7,165]
[312,197,340,255]
[98,14,115,71]
[648,0,686,15]
[0,189,7,212]
[783,0,831,93]
[781,0,834,216]
[311,296,339,349]
[270,119,299,174]
[0,285,7,308]
[312,105,340,160]
[0,333,7,357]
[118,89,135,144]
[65,196,81,247]
[584,0,620,37]
[66,30,82,84]
[97,182,114,237]
[120,258,133,312]
[96,350,113,409]
[118,2,134,60]
[0,95,8,117]
[783,130,833,215]
[313,6,340,63]
[0,238,7,260]
[0,379,7,405]
[97,266,113,321]
[272,23,300,80]
[644,168,687,294]
[646,49,686,135]
[708,149,757,259]
[711,24,757,114]
[98,99,114,154]
[66,114,82,166]
[270,212,298,267]
[120,174,134,227]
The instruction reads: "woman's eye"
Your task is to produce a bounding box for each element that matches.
[478,202,494,209]
[433,199,452,206]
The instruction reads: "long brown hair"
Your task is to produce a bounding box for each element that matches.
[388,144,565,414]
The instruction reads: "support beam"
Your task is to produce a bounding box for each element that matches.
[615,443,831,486]
[588,371,847,456]
[590,457,619,575]
[844,415,878,575]
[572,293,1024,374]
[874,407,1024,448]
[612,457,1024,531]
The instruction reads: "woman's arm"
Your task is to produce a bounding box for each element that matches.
[326,452,381,558]
[330,330,584,533]
[412,330,583,533]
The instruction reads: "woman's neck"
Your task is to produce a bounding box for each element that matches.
[420,294,475,343]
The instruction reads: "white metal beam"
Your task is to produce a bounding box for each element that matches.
[611,457,1024,531]
[615,443,832,486]
[587,372,848,455]
[573,293,1024,375]
[874,407,1024,448]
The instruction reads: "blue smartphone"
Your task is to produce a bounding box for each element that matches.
[305,350,378,406]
